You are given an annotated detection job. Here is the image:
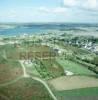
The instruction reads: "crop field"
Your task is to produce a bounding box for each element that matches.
[48,75,98,100]
[0,78,52,100]
[48,76,98,91]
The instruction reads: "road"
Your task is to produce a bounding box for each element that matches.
[19,60,57,100]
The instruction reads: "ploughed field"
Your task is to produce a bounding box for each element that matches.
[48,76,98,100]
[48,76,98,91]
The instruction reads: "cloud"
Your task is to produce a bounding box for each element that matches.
[38,7,67,14]
[39,7,50,13]
[87,0,97,8]
[83,0,97,10]
[52,7,67,13]
[0,10,18,18]
[63,0,77,7]
[63,0,98,11]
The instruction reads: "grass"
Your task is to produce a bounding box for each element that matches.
[0,78,52,100]
[56,58,95,75]
[55,87,98,97]
[0,60,23,84]
[55,87,98,100]
[0,44,55,61]
[24,61,41,77]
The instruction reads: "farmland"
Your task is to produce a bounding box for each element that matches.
[0,31,98,100]
[48,76,98,100]
[0,42,58,100]
[48,76,98,91]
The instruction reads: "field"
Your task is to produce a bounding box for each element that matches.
[55,87,98,100]
[0,44,56,60]
[0,60,23,84]
[48,76,98,91]
[56,58,95,75]
[0,44,55,100]
[24,58,64,79]
[49,76,98,100]
[0,78,52,100]
[0,37,98,100]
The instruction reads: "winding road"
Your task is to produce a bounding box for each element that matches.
[19,60,57,100]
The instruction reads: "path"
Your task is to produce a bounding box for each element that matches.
[19,60,57,100]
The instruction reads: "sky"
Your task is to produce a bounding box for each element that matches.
[0,0,98,23]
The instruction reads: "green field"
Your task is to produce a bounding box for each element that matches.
[56,58,95,75]
[54,87,98,100]
[56,87,98,96]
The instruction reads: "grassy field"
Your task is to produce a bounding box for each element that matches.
[0,44,19,60]
[0,60,23,84]
[24,60,41,77]
[56,58,95,75]
[56,87,98,96]
[0,78,52,100]
[55,87,98,100]
[0,44,55,60]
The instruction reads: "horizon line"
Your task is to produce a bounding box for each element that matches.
[0,22,98,24]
